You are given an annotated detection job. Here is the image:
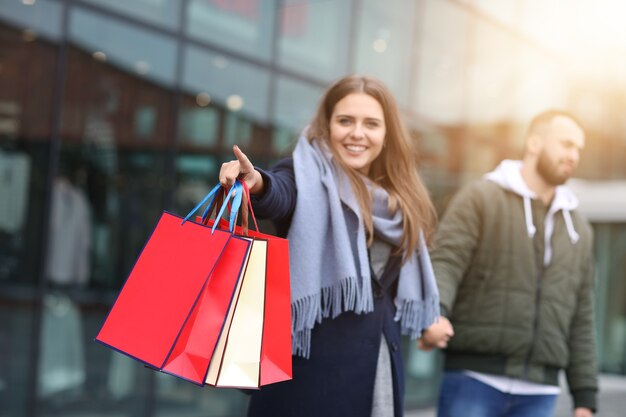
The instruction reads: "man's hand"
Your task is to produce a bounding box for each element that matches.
[574,407,593,417]
[417,316,454,351]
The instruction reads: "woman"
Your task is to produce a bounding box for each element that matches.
[219,75,439,417]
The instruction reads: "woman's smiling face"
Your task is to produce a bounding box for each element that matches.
[329,93,386,175]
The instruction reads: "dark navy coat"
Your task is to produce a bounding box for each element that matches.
[247,158,405,417]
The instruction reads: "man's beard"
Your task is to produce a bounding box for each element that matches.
[537,151,571,186]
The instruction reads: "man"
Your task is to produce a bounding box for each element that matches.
[420,110,598,417]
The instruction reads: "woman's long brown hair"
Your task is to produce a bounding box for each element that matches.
[307,75,437,259]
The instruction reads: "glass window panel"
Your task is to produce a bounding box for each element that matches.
[173,154,219,215]
[273,75,322,133]
[223,112,253,148]
[0,0,62,41]
[465,21,517,123]
[277,0,352,82]
[133,105,158,140]
[0,13,60,286]
[183,45,271,124]
[413,0,470,125]
[272,126,296,155]
[154,371,249,417]
[354,0,416,107]
[603,224,626,373]
[186,0,276,62]
[0,301,36,417]
[38,151,168,411]
[0,13,63,415]
[178,106,220,148]
[0,147,32,278]
[36,290,153,416]
[513,45,568,122]
[460,138,498,177]
[46,33,176,412]
[469,0,521,27]
[58,15,177,289]
[417,128,452,177]
[592,223,626,374]
[404,341,442,408]
[519,0,573,53]
[81,0,181,30]
[272,76,323,154]
[69,7,177,86]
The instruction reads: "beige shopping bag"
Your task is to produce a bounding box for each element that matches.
[205,238,268,388]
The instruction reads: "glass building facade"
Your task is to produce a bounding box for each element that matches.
[0,0,625,416]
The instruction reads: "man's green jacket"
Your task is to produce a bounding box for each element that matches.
[432,161,598,411]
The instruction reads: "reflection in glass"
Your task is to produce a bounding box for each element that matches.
[81,0,181,30]
[38,293,152,414]
[59,4,178,291]
[414,0,470,125]
[519,0,572,53]
[514,45,567,121]
[354,0,416,106]
[460,139,497,178]
[0,12,63,414]
[38,293,86,399]
[0,304,37,416]
[178,106,220,148]
[404,342,441,408]
[174,155,219,216]
[134,106,157,140]
[44,176,91,287]
[50,51,174,414]
[183,45,271,124]
[69,7,177,86]
[0,15,60,288]
[223,112,252,149]
[278,0,351,81]
[466,21,517,123]
[272,127,296,155]
[595,224,626,374]
[0,149,31,238]
[472,0,520,27]
[0,0,62,41]
[272,76,322,153]
[154,371,249,417]
[186,0,276,62]
[274,76,321,132]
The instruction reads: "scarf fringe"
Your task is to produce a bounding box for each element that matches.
[292,275,373,358]
[394,296,440,339]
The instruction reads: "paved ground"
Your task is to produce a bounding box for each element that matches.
[407,373,626,417]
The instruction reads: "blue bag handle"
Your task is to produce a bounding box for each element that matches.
[199,185,228,224]
[211,181,243,234]
[181,183,222,225]
[200,186,226,225]
[180,181,243,233]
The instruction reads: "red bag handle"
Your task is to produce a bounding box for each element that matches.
[240,181,259,232]
[201,180,258,235]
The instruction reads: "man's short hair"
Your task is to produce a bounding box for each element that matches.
[527,109,584,137]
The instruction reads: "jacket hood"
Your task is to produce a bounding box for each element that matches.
[484,159,580,265]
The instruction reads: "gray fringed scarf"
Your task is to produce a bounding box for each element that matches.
[289,134,439,358]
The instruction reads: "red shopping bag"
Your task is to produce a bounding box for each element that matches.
[161,187,252,385]
[199,181,292,387]
[160,235,252,384]
[96,184,232,369]
[205,236,268,388]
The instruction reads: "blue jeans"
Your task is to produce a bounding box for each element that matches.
[437,371,558,417]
